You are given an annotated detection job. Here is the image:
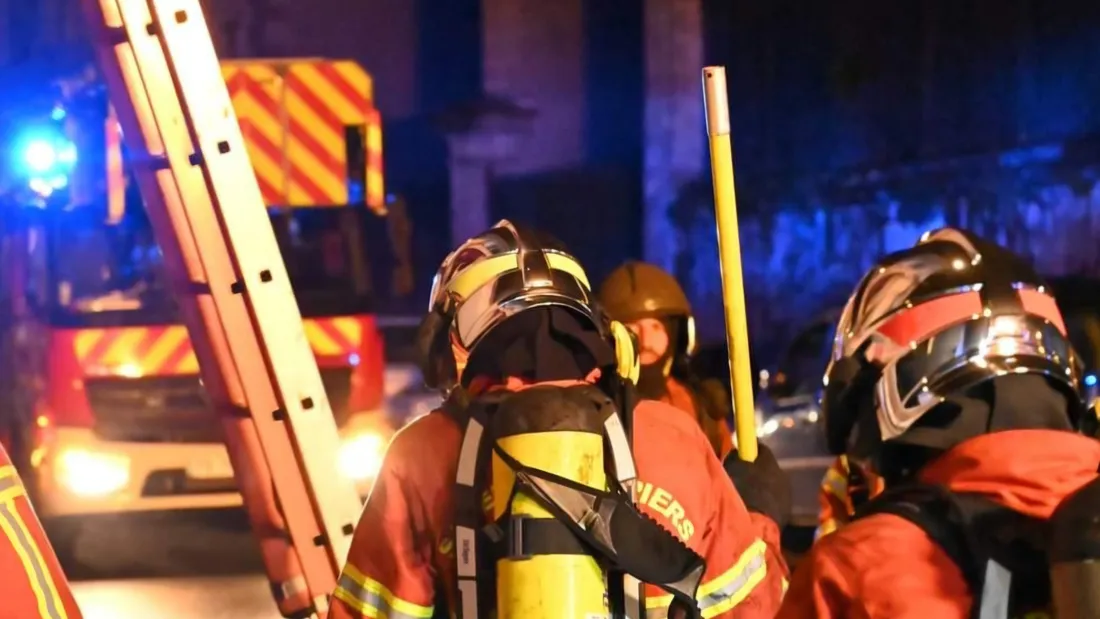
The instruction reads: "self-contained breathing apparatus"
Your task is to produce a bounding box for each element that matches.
[416,220,707,619]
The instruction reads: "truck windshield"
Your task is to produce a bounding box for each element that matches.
[47,206,374,327]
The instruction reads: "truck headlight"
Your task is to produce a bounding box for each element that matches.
[338,432,387,481]
[55,449,130,498]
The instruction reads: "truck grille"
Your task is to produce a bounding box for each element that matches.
[86,368,354,443]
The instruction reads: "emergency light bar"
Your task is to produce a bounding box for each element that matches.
[10,122,77,199]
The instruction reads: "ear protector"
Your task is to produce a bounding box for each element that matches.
[821,342,882,456]
[417,251,642,394]
[416,303,457,393]
[686,316,697,357]
[608,318,641,385]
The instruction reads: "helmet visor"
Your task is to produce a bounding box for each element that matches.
[879,313,1081,439]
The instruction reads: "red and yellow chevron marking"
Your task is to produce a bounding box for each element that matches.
[70,318,365,377]
[365,106,385,211]
[222,63,286,206]
[302,317,364,356]
[221,59,383,210]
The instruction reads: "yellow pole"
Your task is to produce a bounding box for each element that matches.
[702,66,758,462]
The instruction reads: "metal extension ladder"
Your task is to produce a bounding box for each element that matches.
[78,0,363,616]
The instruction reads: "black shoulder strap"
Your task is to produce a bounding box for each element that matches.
[449,390,508,619]
[854,484,985,593]
[854,483,1056,619]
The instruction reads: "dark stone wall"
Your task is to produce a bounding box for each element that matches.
[674,137,1100,362]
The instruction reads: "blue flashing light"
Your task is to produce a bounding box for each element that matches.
[348,353,361,367]
[10,127,78,199]
[1086,374,1097,388]
[24,140,59,173]
[50,106,66,121]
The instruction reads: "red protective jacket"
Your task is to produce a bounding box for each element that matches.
[778,429,1100,619]
[332,376,788,619]
[664,377,734,460]
[0,447,83,619]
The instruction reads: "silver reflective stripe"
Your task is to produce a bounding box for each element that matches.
[336,572,432,619]
[456,419,483,486]
[604,414,636,483]
[622,574,644,619]
[978,559,1011,619]
[458,579,479,619]
[696,551,767,616]
[455,526,477,578]
[0,474,18,494]
[0,502,64,619]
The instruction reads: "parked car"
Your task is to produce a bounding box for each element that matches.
[753,277,1100,534]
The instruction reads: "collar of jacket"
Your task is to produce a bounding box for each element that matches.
[918,429,1100,519]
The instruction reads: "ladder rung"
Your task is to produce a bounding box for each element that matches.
[105,25,129,45]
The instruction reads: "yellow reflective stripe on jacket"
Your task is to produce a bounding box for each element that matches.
[333,563,434,619]
[645,539,768,618]
[0,466,67,619]
[815,518,839,541]
[821,464,848,503]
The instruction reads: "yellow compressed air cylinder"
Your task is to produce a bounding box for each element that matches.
[491,431,608,619]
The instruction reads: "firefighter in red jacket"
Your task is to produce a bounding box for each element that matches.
[599,261,734,459]
[778,228,1099,618]
[0,445,83,618]
[331,221,789,619]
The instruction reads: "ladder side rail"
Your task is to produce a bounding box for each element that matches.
[80,0,348,615]
[151,0,362,564]
[82,2,321,615]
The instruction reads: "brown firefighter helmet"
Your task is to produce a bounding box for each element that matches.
[598,261,696,355]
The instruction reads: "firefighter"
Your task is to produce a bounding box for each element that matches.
[331,221,789,619]
[777,228,1100,619]
[598,261,734,458]
[0,445,83,618]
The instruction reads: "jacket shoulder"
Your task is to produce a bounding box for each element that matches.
[634,398,712,447]
[385,410,463,473]
[807,512,970,605]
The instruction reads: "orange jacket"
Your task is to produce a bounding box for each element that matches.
[665,377,734,460]
[331,377,787,619]
[778,430,1100,619]
[815,456,885,539]
[0,447,83,619]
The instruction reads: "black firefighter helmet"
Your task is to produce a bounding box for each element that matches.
[820,228,1086,459]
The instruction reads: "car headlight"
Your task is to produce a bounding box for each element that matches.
[758,416,782,438]
[338,432,387,481]
[756,410,821,438]
[55,449,130,498]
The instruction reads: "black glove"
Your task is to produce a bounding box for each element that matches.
[722,443,792,530]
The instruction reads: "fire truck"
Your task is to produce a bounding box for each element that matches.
[0,58,389,558]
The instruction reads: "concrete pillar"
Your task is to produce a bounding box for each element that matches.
[441,103,536,248]
[447,155,491,249]
[642,0,705,273]
[481,0,585,175]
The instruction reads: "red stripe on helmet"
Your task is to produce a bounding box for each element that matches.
[1018,288,1067,335]
[875,291,984,347]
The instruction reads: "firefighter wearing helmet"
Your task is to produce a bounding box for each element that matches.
[599,261,733,458]
[331,221,789,619]
[778,228,1100,619]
